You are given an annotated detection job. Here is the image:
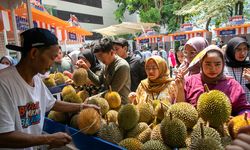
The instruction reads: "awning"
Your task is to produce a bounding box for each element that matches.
[14,4,70,29]
[214,24,250,36]
[66,26,92,36]
[168,29,211,41]
[93,22,158,36]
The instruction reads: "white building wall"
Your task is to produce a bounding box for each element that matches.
[42,0,138,31]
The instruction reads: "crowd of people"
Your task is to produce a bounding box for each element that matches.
[1,27,250,149]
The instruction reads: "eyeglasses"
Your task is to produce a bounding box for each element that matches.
[183,50,197,57]
[145,66,159,71]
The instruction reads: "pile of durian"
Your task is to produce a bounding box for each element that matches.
[47,80,250,150]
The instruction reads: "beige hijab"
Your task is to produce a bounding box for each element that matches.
[141,56,173,93]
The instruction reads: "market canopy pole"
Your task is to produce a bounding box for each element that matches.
[26,0,33,28]
[0,0,24,59]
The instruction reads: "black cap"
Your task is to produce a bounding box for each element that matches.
[6,28,58,52]
[113,38,128,47]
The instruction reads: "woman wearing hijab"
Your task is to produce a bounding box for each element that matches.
[77,49,104,96]
[176,45,250,116]
[177,37,209,76]
[78,49,103,75]
[224,37,250,102]
[128,56,177,104]
[0,55,15,66]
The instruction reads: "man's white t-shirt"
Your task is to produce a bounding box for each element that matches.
[0,67,56,150]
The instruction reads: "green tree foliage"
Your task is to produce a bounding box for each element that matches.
[114,0,191,32]
[174,0,240,30]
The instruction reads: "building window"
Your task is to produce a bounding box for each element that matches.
[61,0,102,8]
[54,9,103,25]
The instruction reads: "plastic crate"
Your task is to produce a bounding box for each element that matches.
[43,118,126,150]
[48,84,67,94]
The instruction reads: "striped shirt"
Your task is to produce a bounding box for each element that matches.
[224,66,250,102]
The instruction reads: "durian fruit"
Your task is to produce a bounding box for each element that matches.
[228,112,250,139]
[197,88,232,128]
[97,122,123,144]
[48,111,66,123]
[190,123,223,150]
[70,114,79,129]
[155,100,171,122]
[104,86,121,109]
[118,104,139,131]
[190,137,224,150]
[63,92,82,103]
[54,72,65,85]
[72,68,88,86]
[126,122,149,138]
[137,102,154,124]
[191,124,221,145]
[105,110,118,123]
[77,90,89,103]
[137,127,152,143]
[43,77,56,87]
[150,124,163,142]
[160,113,187,148]
[119,138,143,150]
[49,73,55,79]
[142,140,171,150]
[61,85,76,98]
[78,108,101,135]
[87,97,109,116]
[167,102,198,130]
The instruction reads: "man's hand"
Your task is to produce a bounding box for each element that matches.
[46,132,72,149]
[226,125,250,150]
[76,60,89,70]
[81,103,100,111]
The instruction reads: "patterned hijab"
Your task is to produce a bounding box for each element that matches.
[182,37,209,75]
[141,56,173,93]
[200,45,226,84]
[225,37,250,68]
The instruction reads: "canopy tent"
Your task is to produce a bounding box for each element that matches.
[0,3,92,43]
[213,23,250,45]
[214,23,250,37]
[93,22,158,36]
[14,4,70,29]
[66,26,92,36]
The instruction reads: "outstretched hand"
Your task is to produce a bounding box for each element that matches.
[226,125,250,150]
[76,60,89,70]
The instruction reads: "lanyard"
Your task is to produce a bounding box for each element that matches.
[232,67,243,84]
[152,93,160,100]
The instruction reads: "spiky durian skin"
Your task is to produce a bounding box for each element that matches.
[151,124,163,142]
[72,68,88,86]
[167,102,198,130]
[118,104,139,131]
[126,122,149,138]
[63,92,82,103]
[119,138,143,150]
[191,126,221,145]
[228,114,250,139]
[54,72,65,85]
[87,97,109,116]
[97,122,123,144]
[197,90,232,128]
[160,117,187,148]
[190,137,224,150]
[142,140,171,150]
[137,103,154,124]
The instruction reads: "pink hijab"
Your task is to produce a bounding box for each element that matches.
[179,37,209,76]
